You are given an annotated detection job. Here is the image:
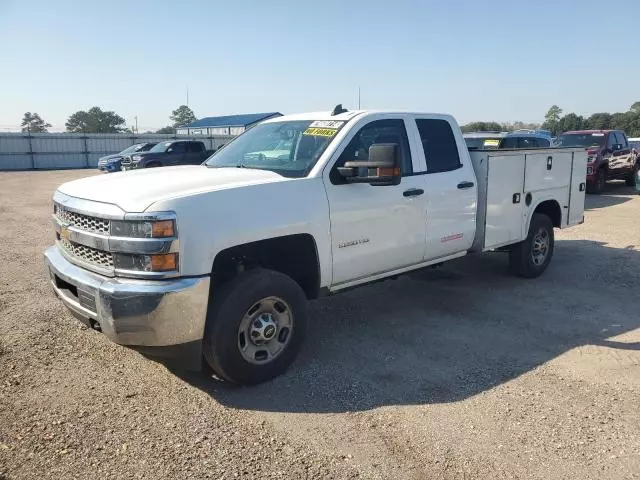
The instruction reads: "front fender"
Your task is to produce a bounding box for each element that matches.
[147,177,332,287]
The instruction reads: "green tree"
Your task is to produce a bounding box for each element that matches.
[461,121,503,133]
[21,112,51,133]
[556,113,585,133]
[542,105,563,135]
[584,113,611,130]
[170,105,196,128]
[65,107,126,133]
[155,126,174,134]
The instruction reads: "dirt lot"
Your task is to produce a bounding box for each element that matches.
[0,170,639,480]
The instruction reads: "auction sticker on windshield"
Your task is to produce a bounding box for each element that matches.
[309,120,345,129]
[303,127,339,137]
[484,139,500,147]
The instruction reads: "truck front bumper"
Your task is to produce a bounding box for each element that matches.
[44,246,210,369]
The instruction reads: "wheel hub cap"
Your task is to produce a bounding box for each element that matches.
[238,296,293,365]
[531,228,550,266]
[250,314,278,343]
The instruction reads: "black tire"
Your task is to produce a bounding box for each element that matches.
[587,168,606,194]
[625,163,638,187]
[145,161,161,168]
[203,269,308,385]
[509,214,554,278]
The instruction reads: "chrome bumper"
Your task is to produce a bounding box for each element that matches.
[44,245,210,347]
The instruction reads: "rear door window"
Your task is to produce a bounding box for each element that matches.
[415,119,461,173]
[187,142,204,152]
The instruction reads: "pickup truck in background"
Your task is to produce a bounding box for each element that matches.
[555,130,637,194]
[97,142,157,172]
[463,131,506,150]
[498,131,552,149]
[121,140,214,170]
[44,107,587,385]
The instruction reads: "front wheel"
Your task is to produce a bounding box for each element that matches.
[203,269,308,385]
[587,168,606,194]
[625,163,639,187]
[509,214,554,278]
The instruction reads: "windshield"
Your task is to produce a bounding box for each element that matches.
[149,141,173,153]
[465,137,502,150]
[556,133,605,148]
[119,143,146,155]
[205,120,344,177]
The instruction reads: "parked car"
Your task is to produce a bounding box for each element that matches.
[97,143,157,172]
[556,130,637,194]
[44,108,587,385]
[463,131,507,150]
[121,140,214,170]
[498,131,552,149]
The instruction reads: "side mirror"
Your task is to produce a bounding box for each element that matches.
[336,143,401,186]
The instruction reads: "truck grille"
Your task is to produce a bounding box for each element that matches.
[55,204,110,235]
[59,237,114,269]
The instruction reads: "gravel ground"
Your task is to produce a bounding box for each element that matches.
[0,170,639,480]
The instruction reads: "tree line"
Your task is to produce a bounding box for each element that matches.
[540,103,640,137]
[461,102,640,137]
[19,105,197,134]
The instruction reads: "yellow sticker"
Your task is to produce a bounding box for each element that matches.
[303,127,338,137]
[483,139,500,146]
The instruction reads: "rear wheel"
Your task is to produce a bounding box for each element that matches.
[203,269,308,385]
[509,214,554,278]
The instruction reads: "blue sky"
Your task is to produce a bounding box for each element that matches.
[1,0,638,131]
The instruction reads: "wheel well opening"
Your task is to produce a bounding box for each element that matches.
[211,234,321,299]
[533,200,561,228]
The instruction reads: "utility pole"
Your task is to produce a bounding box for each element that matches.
[358,86,361,109]
[134,116,138,134]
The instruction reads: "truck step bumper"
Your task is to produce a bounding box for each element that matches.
[43,246,210,368]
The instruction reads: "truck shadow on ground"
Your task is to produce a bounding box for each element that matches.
[175,239,640,413]
[585,182,635,210]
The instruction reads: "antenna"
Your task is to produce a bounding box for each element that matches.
[332,104,348,116]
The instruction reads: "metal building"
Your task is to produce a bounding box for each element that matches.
[176,112,282,136]
[0,132,233,170]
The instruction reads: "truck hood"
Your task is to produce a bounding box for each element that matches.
[58,165,288,212]
[98,154,123,163]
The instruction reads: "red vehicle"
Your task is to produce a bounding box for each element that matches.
[556,130,637,194]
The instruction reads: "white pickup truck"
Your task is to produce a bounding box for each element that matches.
[44,107,587,384]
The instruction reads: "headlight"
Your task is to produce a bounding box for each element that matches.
[114,253,178,272]
[132,155,143,161]
[587,166,593,175]
[110,219,175,238]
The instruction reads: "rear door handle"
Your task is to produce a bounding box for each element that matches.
[403,188,424,197]
[457,181,474,189]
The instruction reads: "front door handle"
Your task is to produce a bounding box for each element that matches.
[457,181,474,189]
[403,188,424,197]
